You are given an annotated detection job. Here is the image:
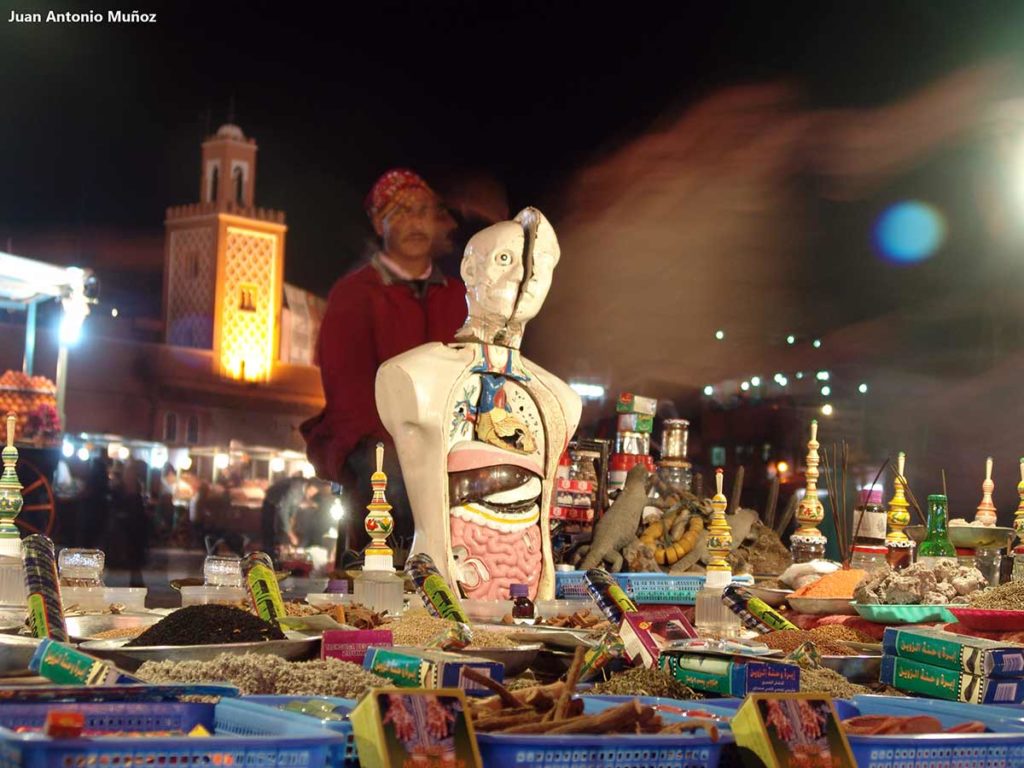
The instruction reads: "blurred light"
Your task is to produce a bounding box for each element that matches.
[76,447,90,462]
[107,442,123,460]
[816,371,830,381]
[61,440,74,458]
[858,382,869,394]
[269,456,286,473]
[569,382,605,400]
[301,462,316,479]
[180,455,193,471]
[150,446,168,470]
[111,307,119,318]
[703,385,714,396]
[777,460,790,474]
[750,376,761,387]
[795,372,805,380]
[329,498,344,521]
[786,335,796,345]
[714,329,725,340]
[812,339,822,349]
[59,313,84,345]
[117,446,130,461]
[214,453,230,470]
[740,381,750,391]
[777,376,789,387]
[821,404,834,416]
[820,385,831,397]
[874,200,946,264]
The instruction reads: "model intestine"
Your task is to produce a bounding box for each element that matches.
[377,208,581,600]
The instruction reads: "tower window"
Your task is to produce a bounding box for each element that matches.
[233,166,244,205]
[163,412,178,443]
[209,164,219,202]
[185,414,199,445]
[239,284,257,312]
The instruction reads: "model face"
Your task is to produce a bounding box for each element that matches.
[377,187,441,263]
[461,221,526,321]
[510,235,557,324]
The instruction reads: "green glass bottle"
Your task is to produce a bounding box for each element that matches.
[917,494,957,568]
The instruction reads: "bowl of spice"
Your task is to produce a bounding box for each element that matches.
[79,605,320,670]
[787,569,866,616]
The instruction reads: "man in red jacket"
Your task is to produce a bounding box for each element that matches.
[302,169,468,558]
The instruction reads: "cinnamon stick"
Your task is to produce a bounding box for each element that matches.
[548,646,586,721]
[547,699,649,735]
[461,667,521,709]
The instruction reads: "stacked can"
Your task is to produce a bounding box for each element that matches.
[609,392,657,493]
[22,534,68,642]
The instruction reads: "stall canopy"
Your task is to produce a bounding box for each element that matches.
[0,250,94,425]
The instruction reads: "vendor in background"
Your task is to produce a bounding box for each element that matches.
[302,169,470,566]
[260,474,320,565]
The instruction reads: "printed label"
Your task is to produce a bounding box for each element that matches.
[422,574,470,623]
[246,564,284,622]
[26,593,50,639]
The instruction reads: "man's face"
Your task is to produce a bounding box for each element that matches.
[375,187,440,262]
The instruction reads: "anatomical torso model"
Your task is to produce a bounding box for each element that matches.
[376,208,581,600]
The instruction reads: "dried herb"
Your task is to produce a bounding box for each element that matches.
[126,605,285,646]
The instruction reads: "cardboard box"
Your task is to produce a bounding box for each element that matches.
[620,607,696,667]
[615,392,657,416]
[659,651,799,696]
[883,626,1024,678]
[364,647,504,692]
[731,693,854,768]
[880,654,1024,704]
[350,687,482,768]
[322,629,394,664]
[617,413,654,433]
[550,505,594,522]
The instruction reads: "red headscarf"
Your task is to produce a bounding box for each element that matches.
[364,168,436,222]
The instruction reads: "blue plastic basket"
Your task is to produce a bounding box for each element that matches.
[555,571,706,604]
[475,695,733,768]
[0,697,344,768]
[835,696,1024,768]
[246,694,357,768]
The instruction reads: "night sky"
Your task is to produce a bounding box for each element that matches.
[2,0,1023,294]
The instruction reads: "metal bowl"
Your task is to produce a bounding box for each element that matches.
[0,634,41,676]
[78,633,320,672]
[65,613,162,641]
[746,585,793,607]
[905,525,927,543]
[455,644,543,677]
[787,596,858,616]
[948,525,1016,549]
[820,654,882,684]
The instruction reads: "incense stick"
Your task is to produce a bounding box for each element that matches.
[765,476,780,531]
[893,470,926,525]
[941,469,948,499]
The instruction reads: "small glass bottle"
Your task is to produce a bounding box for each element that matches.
[850,486,887,564]
[886,540,914,571]
[917,494,957,568]
[974,547,1003,587]
[510,583,535,625]
[791,536,826,564]
[1013,546,1024,581]
[58,549,105,588]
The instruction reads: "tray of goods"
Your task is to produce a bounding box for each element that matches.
[555,571,706,604]
[951,581,1024,629]
[947,524,1016,549]
[0,696,344,768]
[246,695,358,768]
[136,652,389,699]
[78,604,320,671]
[948,607,1024,631]
[786,569,866,616]
[382,612,541,675]
[471,694,733,768]
[836,694,1024,768]
[65,613,162,641]
[745,585,793,607]
[853,603,958,624]
[787,597,858,616]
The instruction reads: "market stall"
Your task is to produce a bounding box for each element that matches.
[3,212,1024,768]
